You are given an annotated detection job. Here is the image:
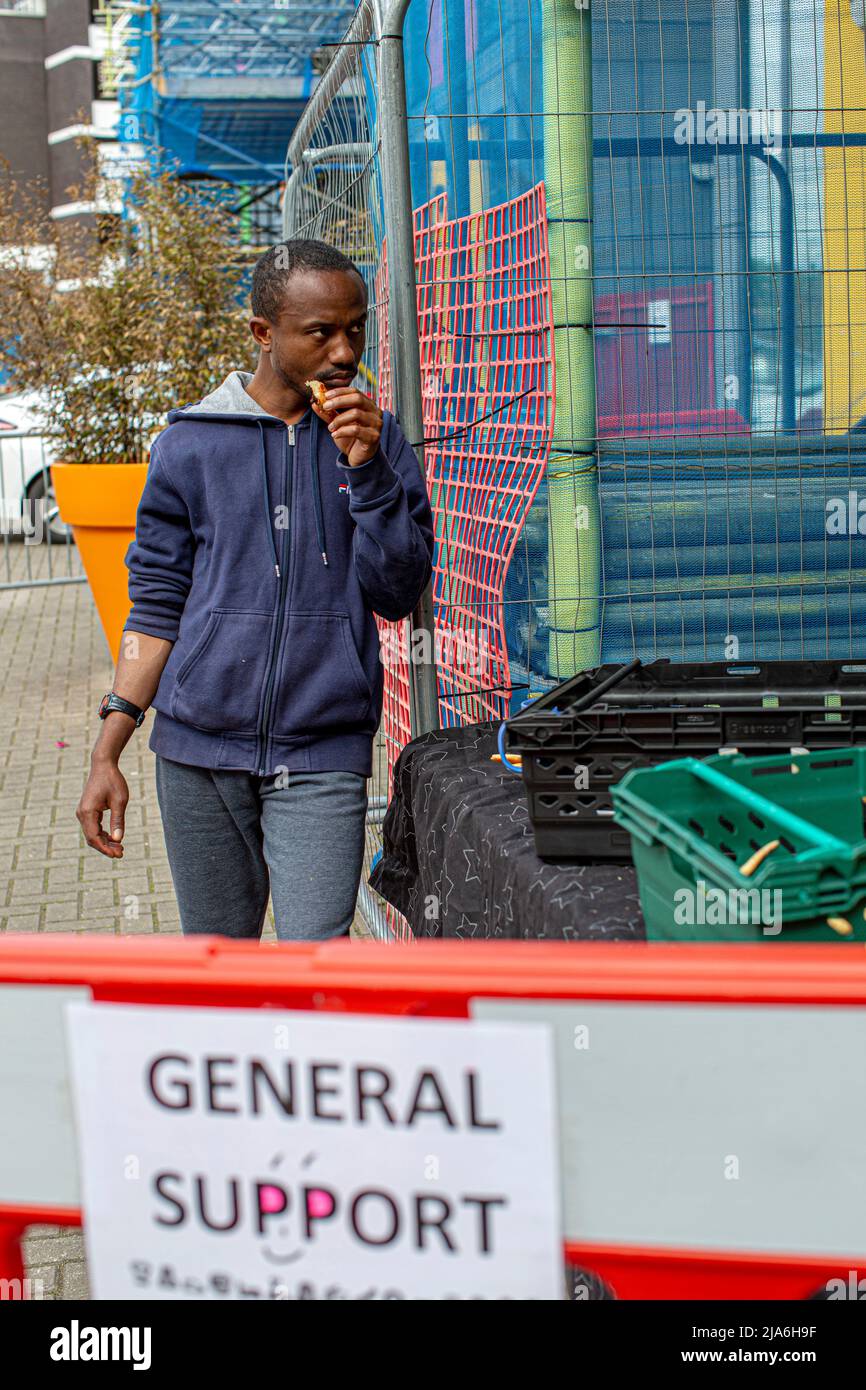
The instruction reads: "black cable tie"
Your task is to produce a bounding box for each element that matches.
[410,386,540,447]
[445,682,530,698]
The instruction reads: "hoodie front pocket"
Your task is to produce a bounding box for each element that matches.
[171,609,274,734]
[272,612,373,736]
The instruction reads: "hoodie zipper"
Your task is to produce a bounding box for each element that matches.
[257,423,294,776]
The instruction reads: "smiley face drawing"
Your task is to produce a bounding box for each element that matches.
[261,1152,335,1265]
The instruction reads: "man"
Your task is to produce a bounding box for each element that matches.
[76,239,435,941]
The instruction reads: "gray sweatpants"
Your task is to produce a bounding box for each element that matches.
[154,755,368,941]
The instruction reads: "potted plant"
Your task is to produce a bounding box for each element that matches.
[0,145,252,658]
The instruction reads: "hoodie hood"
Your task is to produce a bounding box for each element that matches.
[172,369,274,420]
[167,370,329,567]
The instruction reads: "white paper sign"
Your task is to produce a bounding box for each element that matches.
[65,1002,563,1300]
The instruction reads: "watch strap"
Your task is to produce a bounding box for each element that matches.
[99,692,146,728]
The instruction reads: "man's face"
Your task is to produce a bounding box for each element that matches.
[251,268,368,399]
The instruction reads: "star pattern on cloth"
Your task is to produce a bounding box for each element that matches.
[447,796,473,837]
[434,864,456,918]
[497,881,515,924]
[548,880,584,914]
[454,912,480,939]
[438,771,469,797]
[380,722,644,941]
[463,846,481,884]
[422,821,442,866]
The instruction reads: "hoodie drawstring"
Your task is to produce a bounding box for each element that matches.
[259,416,328,573]
[310,412,328,567]
[257,421,281,579]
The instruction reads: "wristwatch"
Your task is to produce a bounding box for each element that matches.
[98,692,146,728]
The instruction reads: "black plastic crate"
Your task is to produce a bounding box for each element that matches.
[505,659,866,862]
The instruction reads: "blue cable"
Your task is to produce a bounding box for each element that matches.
[497,720,525,773]
[497,697,561,775]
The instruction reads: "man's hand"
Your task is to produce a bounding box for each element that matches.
[75,631,172,859]
[313,388,383,467]
[77,757,129,858]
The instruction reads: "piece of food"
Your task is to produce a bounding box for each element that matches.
[305,379,330,414]
[827,916,854,937]
[738,839,780,877]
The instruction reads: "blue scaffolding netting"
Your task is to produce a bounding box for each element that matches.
[115,1,357,184]
[393,0,866,675]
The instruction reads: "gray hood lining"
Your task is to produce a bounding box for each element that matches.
[178,370,274,419]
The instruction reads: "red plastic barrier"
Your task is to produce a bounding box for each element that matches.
[0,935,864,1300]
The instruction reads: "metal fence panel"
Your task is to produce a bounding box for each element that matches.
[284,0,429,940]
[0,431,84,590]
[286,0,866,937]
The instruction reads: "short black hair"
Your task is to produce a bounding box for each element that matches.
[251,238,365,321]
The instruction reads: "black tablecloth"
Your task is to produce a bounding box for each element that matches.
[368,721,646,940]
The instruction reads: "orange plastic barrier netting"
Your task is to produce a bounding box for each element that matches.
[373,185,555,938]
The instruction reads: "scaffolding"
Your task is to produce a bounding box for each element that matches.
[95,0,357,246]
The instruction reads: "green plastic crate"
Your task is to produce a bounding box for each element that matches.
[611,747,866,941]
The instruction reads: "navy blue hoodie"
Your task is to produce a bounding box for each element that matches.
[122,370,435,778]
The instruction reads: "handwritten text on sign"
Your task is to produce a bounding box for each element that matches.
[65,1003,563,1300]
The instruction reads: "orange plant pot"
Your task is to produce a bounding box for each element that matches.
[51,462,148,663]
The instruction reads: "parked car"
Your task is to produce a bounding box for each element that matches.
[0,390,69,543]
